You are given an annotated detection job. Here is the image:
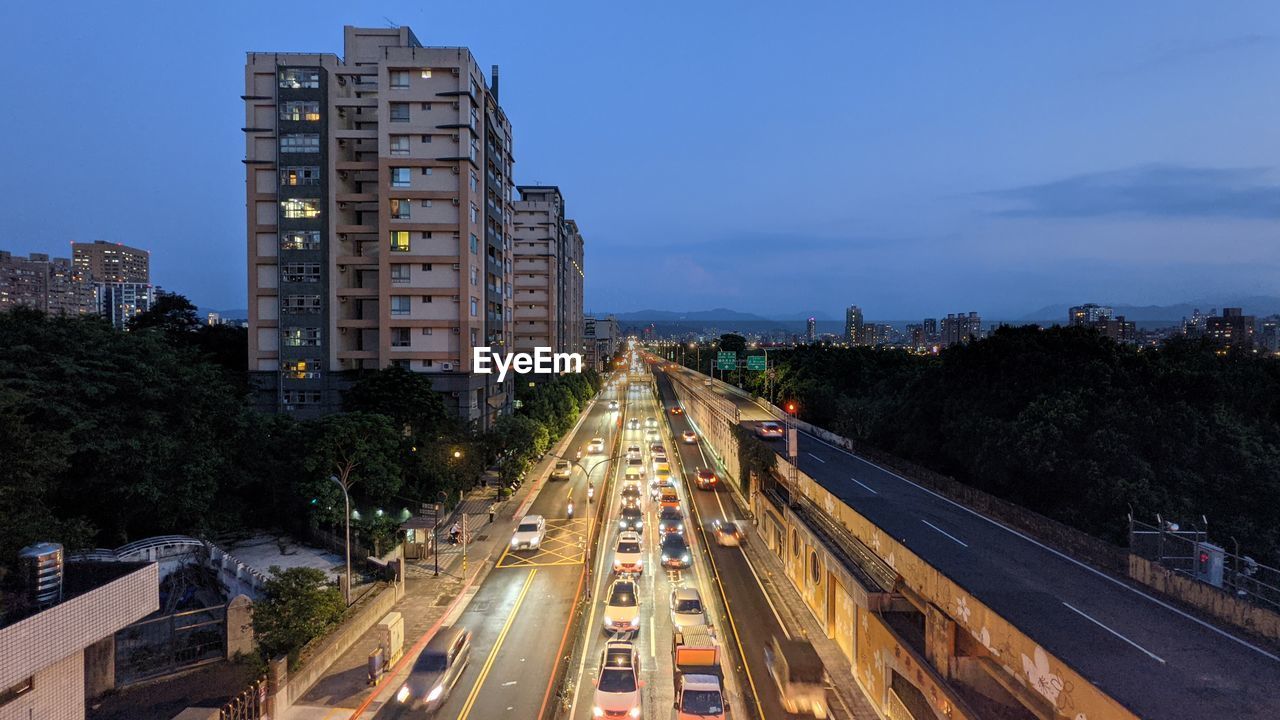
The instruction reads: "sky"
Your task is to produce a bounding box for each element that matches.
[1,1,1277,320]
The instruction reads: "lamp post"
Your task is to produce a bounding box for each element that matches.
[434,490,447,577]
[329,475,353,605]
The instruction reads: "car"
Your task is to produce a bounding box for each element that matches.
[613,531,644,574]
[703,378,713,387]
[644,417,658,429]
[593,642,642,719]
[645,428,660,442]
[650,474,674,498]
[603,578,641,633]
[649,443,665,456]
[608,400,620,410]
[681,430,698,444]
[620,484,643,509]
[658,506,685,534]
[618,505,643,533]
[624,462,645,484]
[658,486,680,509]
[670,587,707,630]
[588,437,606,454]
[552,459,572,480]
[670,406,684,415]
[653,462,673,480]
[625,456,646,478]
[661,533,692,569]
[712,520,742,547]
[627,418,641,430]
[695,468,717,490]
[626,444,642,460]
[756,421,785,439]
[396,626,472,710]
[510,515,547,550]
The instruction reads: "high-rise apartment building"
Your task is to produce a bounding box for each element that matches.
[1205,307,1254,349]
[940,312,982,347]
[1068,303,1113,326]
[845,305,864,345]
[511,186,584,358]
[244,26,515,426]
[0,251,93,316]
[923,317,938,344]
[806,317,816,343]
[71,241,153,328]
[584,315,619,371]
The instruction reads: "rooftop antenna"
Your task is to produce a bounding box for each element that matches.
[384,16,399,28]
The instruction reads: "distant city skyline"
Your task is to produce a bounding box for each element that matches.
[0,2,1277,317]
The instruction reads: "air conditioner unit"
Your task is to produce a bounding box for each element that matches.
[442,362,454,372]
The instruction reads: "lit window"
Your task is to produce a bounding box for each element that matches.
[281,263,320,283]
[283,359,321,379]
[390,231,411,252]
[281,198,321,219]
[421,68,432,78]
[279,69,319,89]
[390,70,410,89]
[391,168,411,188]
[280,134,320,153]
[390,296,411,315]
[280,166,320,186]
[282,327,321,347]
[280,101,321,122]
[390,103,410,122]
[281,294,321,312]
[390,135,410,156]
[391,328,411,347]
[390,198,410,220]
[280,231,321,251]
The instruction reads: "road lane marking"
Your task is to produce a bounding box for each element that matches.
[456,569,538,720]
[806,452,826,463]
[798,428,1280,664]
[921,519,969,548]
[1063,602,1166,664]
[850,477,878,495]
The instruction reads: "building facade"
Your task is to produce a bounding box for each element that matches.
[0,251,94,316]
[511,186,585,358]
[71,241,153,328]
[940,311,982,347]
[583,315,619,371]
[845,305,864,346]
[1205,307,1255,349]
[244,26,515,426]
[806,316,816,344]
[1068,303,1113,326]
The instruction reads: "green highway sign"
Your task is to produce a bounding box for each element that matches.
[747,355,767,371]
[716,351,736,370]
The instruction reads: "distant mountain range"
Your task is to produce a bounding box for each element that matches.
[1021,295,1280,323]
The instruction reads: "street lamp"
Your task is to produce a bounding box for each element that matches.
[434,490,447,576]
[329,475,353,605]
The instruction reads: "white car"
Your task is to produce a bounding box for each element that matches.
[627,418,640,430]
[587,437,606,454]
[510,515,546,551]
[593,642,642,719]
[603,578,640,633]
[755,421,785,439]
[608,400,620,410]
[644,417,658,429]
[670,587,707,631]
[644,428,660,442]
[681,430,698,444]
[551,460,572,479]
[626,445,642,460]
[612,531,643,574]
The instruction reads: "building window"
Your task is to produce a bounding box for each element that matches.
[282,327,321,347]
[422,263,432,271]
[470,266,478,285]
[281,263,320,283]
[390,70,410,89]
[391,328,411,347]
[282,389,322,405]
[390,103,410,122]
[279,69,319,89]
[390,135,410,156]
[420,199,432,208]
[422,327,433,335]
[390,296,411,315]
[281,198,321,219]
[280,101,321,122]
[470,297,478,317]
[281,294,321,313]
[469,234,479,253]
[469,204,478,224]
[422,295,432,303]
[421,134,432,143]
[390,198,410,219]
[280,231,321,251]
[469,171,478,192]
[422,167,433,175]
[282,359,321,380]
[390,264,410,284]
[279,134,320,153]
[420,68,432,78]
[280,166,320,186]
[391,168,411,188]
[389,231,411,252]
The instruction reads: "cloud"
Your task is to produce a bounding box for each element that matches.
[985,164,1280,219]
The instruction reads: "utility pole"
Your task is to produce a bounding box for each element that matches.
[330,475,353,605]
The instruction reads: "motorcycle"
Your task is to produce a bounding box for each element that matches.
[567,499,575,519]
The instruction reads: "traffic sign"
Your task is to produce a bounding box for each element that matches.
[716,351,736,370]
[746,355,766,371]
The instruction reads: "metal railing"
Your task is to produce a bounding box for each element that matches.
[1129,515,1280,612]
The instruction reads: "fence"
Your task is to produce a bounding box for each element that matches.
[116,605,227,684]
[1128,515,1280,613]
[220,676,268,720]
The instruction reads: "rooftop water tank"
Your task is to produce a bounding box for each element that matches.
[19,542,64,608]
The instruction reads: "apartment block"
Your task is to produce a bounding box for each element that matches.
[71,241,153,328]
[0,251,93,316]
[511,186,585,358]
[583,315,619,371]
[940,311,982,347]
[244,26,515,426]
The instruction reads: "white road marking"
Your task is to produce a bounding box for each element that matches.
[849,477,878,495]
[921,519,969,548]
[798,429,1280,664]
[1063,602,1166,664]
[502,680,518,686]
[806,452,826,463]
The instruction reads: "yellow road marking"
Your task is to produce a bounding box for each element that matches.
[456,568,538,720]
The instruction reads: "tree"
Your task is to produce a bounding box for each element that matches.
[127,291,201,336]
[719,333,747,353]
[303,412,403,523]
[251,566,345,664]
[342,366,452,439]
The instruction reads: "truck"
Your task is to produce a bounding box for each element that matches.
[763,636,828,718]
[672,626,729,719]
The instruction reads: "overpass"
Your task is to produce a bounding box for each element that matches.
[650,354,1280,720]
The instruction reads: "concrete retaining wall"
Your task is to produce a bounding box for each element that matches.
[1128,555,1280,643]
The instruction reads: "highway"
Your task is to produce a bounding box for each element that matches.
[372,378,621,720]
[662,361,1280,719]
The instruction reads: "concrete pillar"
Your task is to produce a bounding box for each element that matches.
[924,602,957,680]
[83,635,115,699]
[226,594,255,659]
[267,655,290,716]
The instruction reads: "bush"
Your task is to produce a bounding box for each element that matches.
[251,566,346,665]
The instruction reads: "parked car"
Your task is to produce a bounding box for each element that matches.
[510,515,546,550]
[396,626,472,711]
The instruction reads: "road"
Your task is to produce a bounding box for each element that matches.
[373,378,622,720]
[661,362,1280,720]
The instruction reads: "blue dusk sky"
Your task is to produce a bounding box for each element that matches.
[1,1,1277,319]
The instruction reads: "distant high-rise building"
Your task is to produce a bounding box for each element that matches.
[907,323,924,348]
[922,317,938,344]
[1069,303,1113,326]
[71,241,153,328]
[244,26,514,425]
[940,312,982,347]
[1182,308,1209,338]
[0,251,94,316]
[1205,307,1254,348]
[1259,316,1280,354]
[584,315,619,370]
[844,305,864,345]
[806,316,816,343]
[512,186,585,359]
